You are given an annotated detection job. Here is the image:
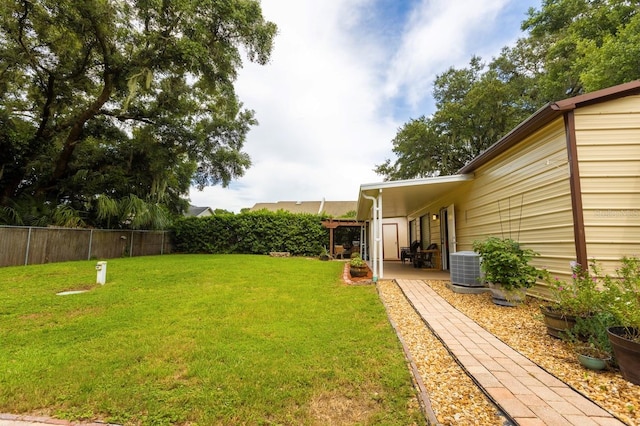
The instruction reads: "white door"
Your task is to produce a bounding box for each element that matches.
[382,223,399,260]
[440,204,457,270]
[447,204,457,254]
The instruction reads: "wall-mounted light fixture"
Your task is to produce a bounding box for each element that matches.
[432,214,439,221]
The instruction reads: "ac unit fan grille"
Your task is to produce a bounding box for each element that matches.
[450,251,483,287]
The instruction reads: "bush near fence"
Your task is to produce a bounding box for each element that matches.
[0,227,172,267]
[172,211,329,256]
[1,211,330,267]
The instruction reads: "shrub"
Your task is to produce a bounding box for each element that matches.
[546,261,607,317]
[173,211,329,256]
[547,256,640,346]
[603,256,640,330]
[567,312,617,359]
[350,256,366,268]
[472,236,540,291]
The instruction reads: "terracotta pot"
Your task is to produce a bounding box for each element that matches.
[540,306,578,339]
[607,326,640,385]
[488,283,526,307]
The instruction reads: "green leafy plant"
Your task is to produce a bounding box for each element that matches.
[472,236,540,291]
[319,246,331,261]
[546,260,607,317]
[567,312,617,360]
[603,256,640,337]
[350,255,367,268]
[547,257,640,345]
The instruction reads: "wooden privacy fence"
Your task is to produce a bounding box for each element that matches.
[0,226,173,267]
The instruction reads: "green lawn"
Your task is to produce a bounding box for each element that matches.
[0,254,424,425]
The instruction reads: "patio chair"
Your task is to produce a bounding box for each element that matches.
[401,240,421,264]
[334,245,345,259]
[414,243,439,268]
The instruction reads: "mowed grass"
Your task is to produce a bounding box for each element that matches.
[0,254,425,425]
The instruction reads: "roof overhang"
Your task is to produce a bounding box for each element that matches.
[356,81,640,221]
[356,174,474,220]
[459,79,640,174]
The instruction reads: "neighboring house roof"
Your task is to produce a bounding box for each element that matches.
[250,200,357,217]
[185,205,214,217]
[357,80,640,220]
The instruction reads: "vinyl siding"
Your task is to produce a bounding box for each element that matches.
[410,119,576,295]
[575,95,640,271]
[404,93,640,294]
[458,120,575,277]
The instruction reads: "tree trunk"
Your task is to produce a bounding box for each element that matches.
[48,73,115,187]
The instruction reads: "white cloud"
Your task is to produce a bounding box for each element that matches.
[189,0,538,212]
[384,0,511,107]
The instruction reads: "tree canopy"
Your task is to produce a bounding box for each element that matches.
[0,0,277,228]
[376,0,640,181]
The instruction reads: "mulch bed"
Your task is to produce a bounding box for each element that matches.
[341,262,374,284]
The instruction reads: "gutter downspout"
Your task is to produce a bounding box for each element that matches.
[362,190,382,282]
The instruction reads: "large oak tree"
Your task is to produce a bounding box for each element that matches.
[0,0,276,228]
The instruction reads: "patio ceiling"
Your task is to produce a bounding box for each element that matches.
[356,174,474,220]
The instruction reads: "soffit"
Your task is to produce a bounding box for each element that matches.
[356,174,473,220]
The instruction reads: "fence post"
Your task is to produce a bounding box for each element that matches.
[88,229,94,260]
[24,227,32,266]
[161,231,165,255]
[129,231,134,257]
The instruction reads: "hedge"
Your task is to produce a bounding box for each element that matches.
[172,210,329,256]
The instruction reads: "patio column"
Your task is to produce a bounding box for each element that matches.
[378,192,383,279]
[362,189,383,281]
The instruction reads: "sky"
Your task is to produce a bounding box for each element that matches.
[188,0,541,213]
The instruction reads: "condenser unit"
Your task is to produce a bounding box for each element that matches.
[450,251,483,287]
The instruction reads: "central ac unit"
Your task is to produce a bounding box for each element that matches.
[450,251,483,287]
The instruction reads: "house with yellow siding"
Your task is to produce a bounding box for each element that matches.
[357,80,640,296]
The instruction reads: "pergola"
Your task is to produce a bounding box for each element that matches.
[321,218,365,256]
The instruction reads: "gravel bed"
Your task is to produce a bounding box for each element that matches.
[377,279,640,426]
[378,280,508,425]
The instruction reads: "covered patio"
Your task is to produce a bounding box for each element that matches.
[356,174,473,281]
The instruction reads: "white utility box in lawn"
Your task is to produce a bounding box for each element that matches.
[96,261,107,285]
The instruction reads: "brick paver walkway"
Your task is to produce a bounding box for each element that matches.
[396,279,625,426]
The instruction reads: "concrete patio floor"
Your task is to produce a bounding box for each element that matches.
[372,260,451,281]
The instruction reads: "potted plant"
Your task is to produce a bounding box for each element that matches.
[472,237,540,306]
[566,312,615,371]
[319,246,331,261]
[607,326,640,384]
[349,254,369,277]
[575,343,611,371]
[603,256,640,384]
[541,261,605,339]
